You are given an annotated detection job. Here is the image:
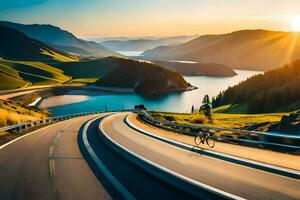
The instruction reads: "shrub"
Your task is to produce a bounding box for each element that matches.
[191,117,205,124]
[164,115,176,121]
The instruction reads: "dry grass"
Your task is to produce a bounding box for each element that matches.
[0,109,37,127]
[149,111,288,129]
[0,99,49,127]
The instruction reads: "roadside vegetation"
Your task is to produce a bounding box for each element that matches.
[149,110,288,130]
[0,99,49,127]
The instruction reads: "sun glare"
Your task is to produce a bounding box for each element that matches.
[290,16,300,32]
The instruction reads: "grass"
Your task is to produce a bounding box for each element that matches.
[0,99,50,127]
[0,57,120,90]
[149,111,288,129]
[0,59,72,90]
[66,78,98,84]
[53,58,119,79]
[40,49,78,62]
[212,104,249,114]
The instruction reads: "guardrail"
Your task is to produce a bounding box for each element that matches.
[0,108,135,134]
[138,111,300,151]
[0,111,105,134]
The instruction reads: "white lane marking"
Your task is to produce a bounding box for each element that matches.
[49,159,56,178]
[49,145,55,157]
[82,116,136,200]
[125,116,300,177]
[48,129,64,175]
[100,115,245,200]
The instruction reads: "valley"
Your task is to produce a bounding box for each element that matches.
[1,2,300,200]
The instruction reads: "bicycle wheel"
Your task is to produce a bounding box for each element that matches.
[206,137,215,148]
[194,135,202,146]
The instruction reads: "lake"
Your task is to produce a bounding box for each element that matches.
[49,70,262,116]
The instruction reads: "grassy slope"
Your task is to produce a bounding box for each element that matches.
[0,57,121,90]
[0,99,49,127]
[0,59,71,89]
[53,58,119,79]
[150,110,288,129]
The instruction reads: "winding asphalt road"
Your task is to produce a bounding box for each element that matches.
[99,112,300,200]
[0,114,111,200]
[0,111,299,200]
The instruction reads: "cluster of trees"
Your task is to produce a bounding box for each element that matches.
[96,58,189,93]
[191,94,212,119]
[212,60,300,113]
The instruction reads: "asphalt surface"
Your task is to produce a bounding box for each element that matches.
[1,111,300,200]
[100,112,300,200]
[80,117,204,200]
[0,115,111,200]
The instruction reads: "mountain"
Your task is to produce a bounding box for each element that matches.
[152,61,237,77]
[0,25,77,62]
[143,30,300,71]
[100,36,197,52]
[0,21,121,58]
[213,60,300,113]
[96,58,190,93]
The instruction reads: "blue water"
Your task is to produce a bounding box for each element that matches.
[49,70,262,116]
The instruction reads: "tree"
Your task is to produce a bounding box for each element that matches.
[191,105,194,113]
[200,94,212,120]
[212,92,224,108]
[202,94,210,105]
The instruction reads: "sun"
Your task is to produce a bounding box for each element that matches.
[290,17,300,32]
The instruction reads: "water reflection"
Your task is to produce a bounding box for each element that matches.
[49,70,262,116]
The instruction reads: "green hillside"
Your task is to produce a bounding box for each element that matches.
[96,58,189,93]
[213,60,300,113]
[0,24,189,93]
[53,57,119,80]
[0,59,71,90]
[0,25,77,62]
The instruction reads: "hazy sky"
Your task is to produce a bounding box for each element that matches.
[1,0,300,38]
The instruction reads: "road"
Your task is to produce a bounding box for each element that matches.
[100,112,300,200]
[0,111,299,200]
[0,114,111,200]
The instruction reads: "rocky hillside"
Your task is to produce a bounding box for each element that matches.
[144,30,300,71]
[96,58,190,93]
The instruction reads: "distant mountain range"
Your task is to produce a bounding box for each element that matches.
[0,25,76,62]
[0,24,189,93]
[100,36,197,52]
[144,30,300,71]
[0,21,121,58]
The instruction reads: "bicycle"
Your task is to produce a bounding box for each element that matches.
[194,129,216,148]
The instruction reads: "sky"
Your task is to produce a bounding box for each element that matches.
[1,0,300,38]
